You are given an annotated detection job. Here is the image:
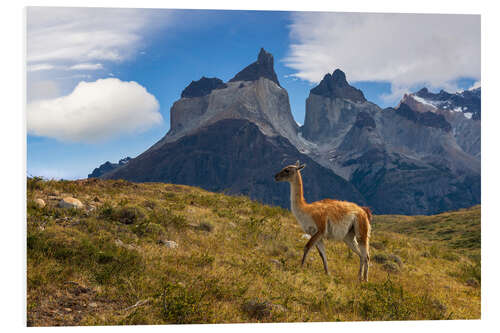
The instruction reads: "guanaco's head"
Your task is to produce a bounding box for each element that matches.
[274,160,306,182]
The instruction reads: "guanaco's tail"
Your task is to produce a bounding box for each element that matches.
[361,206,372,223]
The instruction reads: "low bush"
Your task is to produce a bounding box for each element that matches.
[98,204,147,225]
[161,282,210,324]
[354,279,448,321]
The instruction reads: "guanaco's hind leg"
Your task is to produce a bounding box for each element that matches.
[344,227,363,280]
[359,243,370,282]
[356,217,371,282]
[316,240,329,274]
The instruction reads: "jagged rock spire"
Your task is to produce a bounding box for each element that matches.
[310,69,366,102]
[229,48,280,86]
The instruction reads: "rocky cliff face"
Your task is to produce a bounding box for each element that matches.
[88,157,131,178]
[229,48,280,86]
[302,70,377,143]
[99,50,365,209]
[310,69,366,102]
[299,71,480,214]
[181,77,227,98]
[149,49,298,151]
[103,119,366,209]
[400,87,481,158]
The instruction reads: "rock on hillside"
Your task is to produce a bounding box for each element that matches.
[58,197,84,209]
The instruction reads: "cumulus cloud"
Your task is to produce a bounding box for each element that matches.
[27,80,61,101]
[285,12,480,102]
[27,78,162,142]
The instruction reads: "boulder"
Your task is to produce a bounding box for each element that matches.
[241,299,287,320]
[58,197,84,209]
[34,198,46,208]
[382,261,401,274]
[159,240,178,249]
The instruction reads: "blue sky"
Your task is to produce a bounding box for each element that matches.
[26,8,480,179]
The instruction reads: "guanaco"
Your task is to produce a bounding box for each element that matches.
[274,161,371,281]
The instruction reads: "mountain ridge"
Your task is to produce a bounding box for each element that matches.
[91,49,480,215]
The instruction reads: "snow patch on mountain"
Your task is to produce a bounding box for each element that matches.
[411,95,439,109]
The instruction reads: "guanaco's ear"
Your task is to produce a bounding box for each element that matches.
[295,160,300,167]
[298,163,306,170]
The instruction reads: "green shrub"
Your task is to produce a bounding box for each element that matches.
[449,256,481,286]
[27,176,44,191]
[162,282,209,324]
[142,199,157,210]
[98,204,146,225]
[115,206,146,225]
[197,221,213,232]
[373,253,388,264]
[382,262,400,274]
[441,251,460,261]
[27,228,143,285]
[150,208,187,229]
[179,252,215,268]
[98,203,115,220]
[355,279,448,321]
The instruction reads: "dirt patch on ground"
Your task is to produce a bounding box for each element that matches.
[27,282,120,327]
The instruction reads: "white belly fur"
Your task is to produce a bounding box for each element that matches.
[292,208,355,241]
[326,213,355,241]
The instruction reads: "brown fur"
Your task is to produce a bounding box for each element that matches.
[362,206,373,222]
[357,207,372,248]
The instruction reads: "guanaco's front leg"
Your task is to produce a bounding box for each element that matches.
[301,229,325,267]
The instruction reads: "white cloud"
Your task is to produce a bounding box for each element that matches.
[285,12,480,102]
[27,63,55,72]
[27,80,60,101]
[68,63,103,71]
[27,78,162,143]
[27,7,160,64]
[469,81,481,90]
[26,7,169,101]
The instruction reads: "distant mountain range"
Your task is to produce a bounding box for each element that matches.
[90,48,480,215]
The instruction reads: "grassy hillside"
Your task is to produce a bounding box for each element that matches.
[373,206,480,256]
[26,178,480,326]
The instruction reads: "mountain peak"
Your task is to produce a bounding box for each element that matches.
[229,48,280,86]
[257,47,272,64]
[310,69,366,103]
[181,77,227,98]
[395,103,452,132]
[417,87,429,95]
[331,68,347,83]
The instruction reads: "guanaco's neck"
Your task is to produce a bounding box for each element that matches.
[290,171,307,212]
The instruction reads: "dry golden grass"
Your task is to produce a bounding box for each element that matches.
[26,178,480,326]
